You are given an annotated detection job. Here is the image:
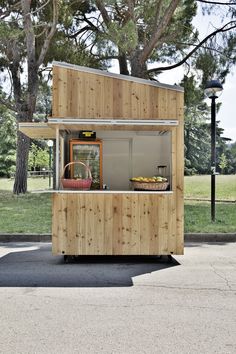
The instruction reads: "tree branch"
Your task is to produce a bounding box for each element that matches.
[152,0,164,31]
[68,26,95,38]
[175,41,234,59]
[140,0,181,64]
[0,1,21,20]
[31,0,51,15]
[8,39,23,112]
[68,19,101,39]
[0,96,16,111]
[21,0,35,65]
[95,0,111,27]
[196,0,236,5]
[147,21,236,74]
[35,27,47,38]
[82,14,102,31]
[89,52,119,60]
[37,0,58,67]
[127,0,135,19]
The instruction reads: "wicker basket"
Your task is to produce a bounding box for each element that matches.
[131,180,169,191]
[61,161,92,190]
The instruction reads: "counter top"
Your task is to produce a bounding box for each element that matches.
[52,190,173,194]
[31,189,173,194]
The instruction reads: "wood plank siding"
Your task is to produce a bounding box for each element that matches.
[52,192,182,256]
[18,123,56,139]
[52,65,183,121]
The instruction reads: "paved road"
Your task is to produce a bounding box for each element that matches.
[0,242,236,354]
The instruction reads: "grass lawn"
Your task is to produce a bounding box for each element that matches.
[185,175,236,232]
[185,174,236,201]
[0,176,50,192]
[185,201,236,233]
[0,190,51,233]
[0,176,235,234]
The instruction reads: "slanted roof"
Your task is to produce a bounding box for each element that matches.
[52,61,184,92]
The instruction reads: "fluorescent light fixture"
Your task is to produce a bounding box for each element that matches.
[48,118,179,126]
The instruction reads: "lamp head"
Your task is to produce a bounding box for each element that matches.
[47,140,54,147]
[205,80,223,98]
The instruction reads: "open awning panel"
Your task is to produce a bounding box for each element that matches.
[19,122,56,139]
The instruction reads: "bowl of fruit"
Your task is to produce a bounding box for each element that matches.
[130,176,169,191]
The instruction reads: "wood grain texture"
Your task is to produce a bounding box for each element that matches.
[52,66,183,121]
[175,94,184,254]
[47,123,177,132]
[52,192,183,256]
[19,123,55,139]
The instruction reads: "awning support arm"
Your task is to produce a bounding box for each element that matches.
[55,126,60,190]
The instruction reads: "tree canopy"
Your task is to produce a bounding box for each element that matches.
[1,0,236,192]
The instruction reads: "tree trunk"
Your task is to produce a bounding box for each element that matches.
[118,54,129,75]
[13,130,31,194]
[185,127,190,161]
[7,1,58,194]
[130,52,148,78]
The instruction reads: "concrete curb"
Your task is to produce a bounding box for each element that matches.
[0,233,235,243]
[185,233,236,243]
[0,234,51,242]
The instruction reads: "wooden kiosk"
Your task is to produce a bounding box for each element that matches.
[20,61,184,257]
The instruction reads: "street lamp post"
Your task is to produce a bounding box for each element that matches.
[204,80,223,222]
[47,140,54,189]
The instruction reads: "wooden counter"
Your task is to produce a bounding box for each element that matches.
[52,191,183,256]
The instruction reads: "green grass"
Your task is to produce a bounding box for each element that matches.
[0,176,235,234]
[0,190,51,233]
[185,201,236,233]
[0,177,50,192]
[184,175,236,201]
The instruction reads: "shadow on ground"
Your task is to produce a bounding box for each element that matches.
[0,243,179,288]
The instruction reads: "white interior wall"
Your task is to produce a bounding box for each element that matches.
[97,131,171,190]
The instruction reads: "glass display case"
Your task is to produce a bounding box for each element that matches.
[69,139,103,189]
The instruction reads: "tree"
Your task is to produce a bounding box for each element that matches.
[33,81,52,122]
[68,0,198,77]
[219,152,228,174]
[182,75,211,174]
[67,1,236,80]
[0,106,16,177]
[216,135,235,174]
[28,142,49,171]
[1,0,236,193]
[0,1,107,194]
[182,74,234,175]
[0,0,58,194]
[228,142,236,173]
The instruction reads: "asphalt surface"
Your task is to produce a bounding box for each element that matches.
[0,242,236,354]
